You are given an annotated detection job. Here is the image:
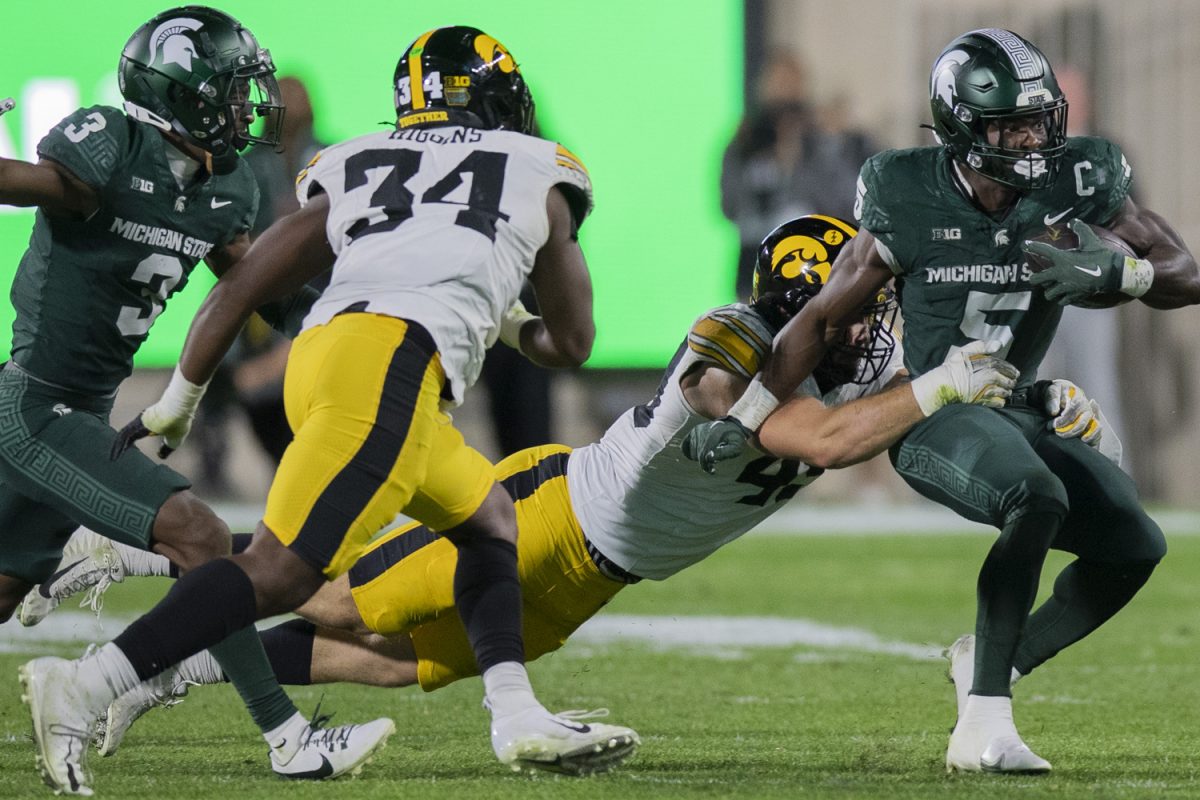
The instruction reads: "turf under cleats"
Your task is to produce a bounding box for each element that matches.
[19,529,124,627]
[19,656,103,796]
[269,716,396,780]
[946,695,1051,774]
[94,666,194,757]
[490,707,640,776]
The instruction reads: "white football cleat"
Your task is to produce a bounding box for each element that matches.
[269,717,396,780]
[19,656,102,796]
[94,665,194,757]
[19,529,124,627]
[943,633,975,723]
[946,696,1051,774]
[490,706,640,776]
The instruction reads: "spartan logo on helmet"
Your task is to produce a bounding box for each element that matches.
[928,29,1068,190]
[149,17,204,73]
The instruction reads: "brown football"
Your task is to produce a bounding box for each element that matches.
[1024,223,1134,309]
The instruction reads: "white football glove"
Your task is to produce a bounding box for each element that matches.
[111,367,208,460]
[1044,378,1122,466]
[1044,379,1101,444]
[498,299,538,353]
[910,340,1019,416]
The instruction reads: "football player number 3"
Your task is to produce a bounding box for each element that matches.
[343,149,510,242]
[117,253,184,336]
[63,112,107,143]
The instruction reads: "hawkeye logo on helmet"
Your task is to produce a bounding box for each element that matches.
[771,235,836,283]
[149,17,204,72]
[473,34,517,73]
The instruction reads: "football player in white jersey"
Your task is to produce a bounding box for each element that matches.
[24,25,639,784]
[80,215,1106,755]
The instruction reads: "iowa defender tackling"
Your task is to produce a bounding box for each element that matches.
[66,216,1116,757]
[686,29,1200,773]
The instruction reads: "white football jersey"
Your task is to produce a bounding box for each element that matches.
[568,302,905,581]
[296,126,592,405]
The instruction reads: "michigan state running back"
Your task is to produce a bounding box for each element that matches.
[686,28,1200,775]
[7,7,394,796]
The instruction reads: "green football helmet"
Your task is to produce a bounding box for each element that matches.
[118,5,283,174]
[929,28,1067,190]
[393,26,534,133]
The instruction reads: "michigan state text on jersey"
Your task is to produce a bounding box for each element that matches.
[856,135,1128,385]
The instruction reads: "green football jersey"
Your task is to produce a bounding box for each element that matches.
[856,137,1131,386]
[9,105,258,395]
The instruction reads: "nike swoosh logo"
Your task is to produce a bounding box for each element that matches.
[1074,265,1103,277]
[39,558,86,597]
[211,198,233,209]
[550,720,592,734]
[279,753,334,780]
[1043,207,1074,225]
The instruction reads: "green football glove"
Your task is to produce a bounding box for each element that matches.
[1022,219,1124,305]
[681,416,753,475]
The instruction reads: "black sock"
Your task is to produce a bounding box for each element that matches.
[259,619,317,685]
[453,537,523,672]
[973,509,1061,695]
[115,557,258,681]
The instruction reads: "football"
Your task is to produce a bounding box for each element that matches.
[1024,223,1134,309]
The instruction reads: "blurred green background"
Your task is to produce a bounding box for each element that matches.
[0,0,743,367]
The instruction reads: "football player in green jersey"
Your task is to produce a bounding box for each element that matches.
[686,29,1200,774]
[0,6,393,795]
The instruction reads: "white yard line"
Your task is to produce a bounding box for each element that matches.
[3,610,942,662]
[209,502,1200,538]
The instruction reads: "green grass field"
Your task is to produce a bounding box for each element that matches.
[2,527,1198,798]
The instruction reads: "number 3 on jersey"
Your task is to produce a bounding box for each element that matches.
[343,148,510,242]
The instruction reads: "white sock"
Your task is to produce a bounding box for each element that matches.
[264,710,308,752]
[482,661,540,718]
[961,694,1016,731]
[1011,667,1023,687]
[176,650,225,686]
[111,541,173,577]
[78,642,142,708]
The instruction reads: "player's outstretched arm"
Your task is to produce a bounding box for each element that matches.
[0,157,98,217]
[112,194,334,459]
[757,341,1018,468]
[683,233,894,472]
[502,186,595,368]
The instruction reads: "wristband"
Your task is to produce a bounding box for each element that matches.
[725,376,781,432]
[158,365,209,418]
[499,300,539,354]
[1120,257,1154,298]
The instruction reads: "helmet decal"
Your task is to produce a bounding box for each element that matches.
[931,49,968,108]
[473,34,517,74]
[149,17,204,72]
[771,235,833,283]
[975,28,1041,80]
[407,29,437,110]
